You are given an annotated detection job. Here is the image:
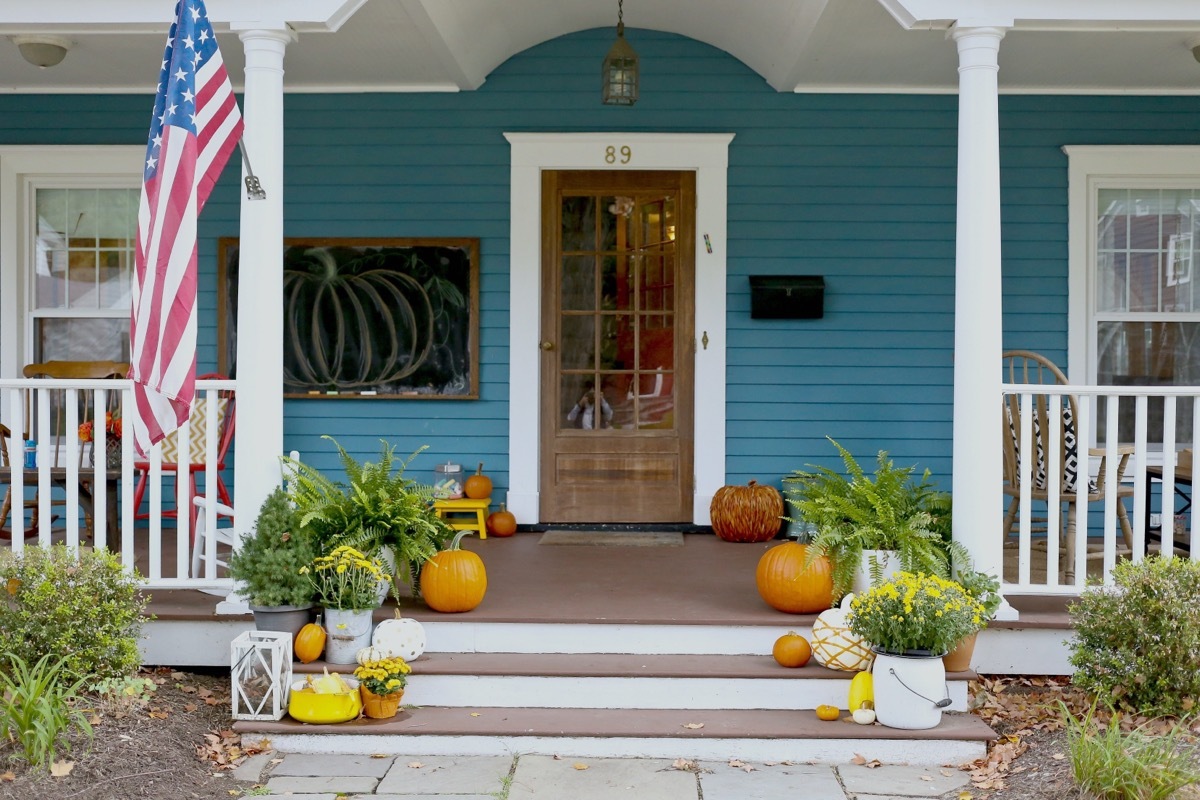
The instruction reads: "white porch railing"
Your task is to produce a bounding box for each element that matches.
[0,377,235,591]
[1002,382,1200,595]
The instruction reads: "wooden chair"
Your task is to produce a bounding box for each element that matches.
[1002,350,1134,581]
[131,373,235,535]
[0,360,129,538]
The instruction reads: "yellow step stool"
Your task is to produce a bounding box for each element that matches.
[433,497,490,539]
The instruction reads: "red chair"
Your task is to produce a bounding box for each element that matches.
[131,373,235,534]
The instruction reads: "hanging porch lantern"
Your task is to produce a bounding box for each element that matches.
[602,0,638,106]
[231,630,293,721]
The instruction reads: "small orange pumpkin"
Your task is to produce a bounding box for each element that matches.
[772,631,812,668]
[815,704,840,721]
[486,503,517,537]
[710,480,783,542]
[755,542,834,614]
[464,462,493,500]
[420,531,488,612]
[294,617,327,664]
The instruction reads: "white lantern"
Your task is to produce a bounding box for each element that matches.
[811,594,875,672]
[231,630,293,721]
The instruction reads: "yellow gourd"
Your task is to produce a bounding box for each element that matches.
[815,704,840,721]
[848,670,874,713]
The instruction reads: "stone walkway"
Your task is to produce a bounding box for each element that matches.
[234,752,974,800]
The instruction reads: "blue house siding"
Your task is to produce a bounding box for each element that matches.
[4,29,1200,510]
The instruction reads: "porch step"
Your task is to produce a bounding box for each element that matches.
[295,653,976,712]
[234,705,994,765]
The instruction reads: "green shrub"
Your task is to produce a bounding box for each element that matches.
[1062,701,1200,800]
[0,653,93,770]
[1068,556,1200,717]
[0,545,147,684]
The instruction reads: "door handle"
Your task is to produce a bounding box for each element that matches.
[540,340,555,351]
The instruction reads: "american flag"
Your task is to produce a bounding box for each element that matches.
[130,0,243,456]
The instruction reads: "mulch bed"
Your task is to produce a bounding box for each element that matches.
[0,667,260,800]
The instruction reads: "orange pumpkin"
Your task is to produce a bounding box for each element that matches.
[294,618,327,664]
[755,542,834,614]
[710,480,783,542]
[464,462,493,500]
[420,531,487,612]
[772,631,812,668]
[486,503,517,537]
[815,704,840,721]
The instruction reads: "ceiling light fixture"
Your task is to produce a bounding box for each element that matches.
[601,0,638,106]
[12,35,72,69]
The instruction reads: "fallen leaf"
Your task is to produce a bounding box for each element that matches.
[407,761,424,769]
[671,758,697,771]
[50,760,74,777]
[573,763,589,770]
[1051,753,1065,760]
[183,703,198,712]
[0,771,14,781]
[728,759,746,768]
[958,793,973,800]
[920,775,933,781]
[470,712,481,717]
[940,769,955,777]
[370,754,389,759]
[88,714,102,726]
[148,709,169,720]
[851,753,882,768]
[681,722,704,729]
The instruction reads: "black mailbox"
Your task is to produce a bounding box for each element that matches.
[749,275,824,319]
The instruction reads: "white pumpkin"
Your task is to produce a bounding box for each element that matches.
[356,645,389,666]
[370,609,426,661]
[810,594,874,672]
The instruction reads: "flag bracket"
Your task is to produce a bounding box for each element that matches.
[239,139,266,200]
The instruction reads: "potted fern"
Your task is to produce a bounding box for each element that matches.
[283,436,454,598]
[228,487,318,634]
[783,437,967,600]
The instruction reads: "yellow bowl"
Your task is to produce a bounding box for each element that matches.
[288,677,362,724]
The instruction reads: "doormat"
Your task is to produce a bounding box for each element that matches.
[539,531,685,547]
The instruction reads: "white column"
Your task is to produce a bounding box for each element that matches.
[950,25,1014,616]
[220,28,291,614]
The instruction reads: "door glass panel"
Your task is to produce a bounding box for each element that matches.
[561,196,595,252]
[601,255,635,312]
[560,314,595,371]
[561,256,595,311]
[639,322,674,371]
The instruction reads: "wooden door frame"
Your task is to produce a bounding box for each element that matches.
[504,132,734,525]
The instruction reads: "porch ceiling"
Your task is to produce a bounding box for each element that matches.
[1,0,1200,94]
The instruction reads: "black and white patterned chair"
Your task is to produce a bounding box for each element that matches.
[1002,350,1134,582]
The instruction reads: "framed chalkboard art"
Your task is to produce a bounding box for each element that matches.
[218,237,480,399]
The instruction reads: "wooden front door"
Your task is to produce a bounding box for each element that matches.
[539,170,695,523]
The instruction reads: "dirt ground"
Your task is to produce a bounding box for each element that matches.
[0,671,1196,800]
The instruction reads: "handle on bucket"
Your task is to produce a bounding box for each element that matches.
[886,668,953,709]
[329,614,373,640]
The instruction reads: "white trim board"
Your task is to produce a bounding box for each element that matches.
[503,132,734,525]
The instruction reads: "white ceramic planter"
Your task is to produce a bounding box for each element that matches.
[872,651,949,730]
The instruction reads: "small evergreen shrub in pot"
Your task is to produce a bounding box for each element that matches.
[229,487,318,633]
[0,545,146,684]
[1068,555,1200,717]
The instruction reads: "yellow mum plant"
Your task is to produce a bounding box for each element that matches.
[353,656,411,695]
[847,571,984,656]
[300,545,390,610]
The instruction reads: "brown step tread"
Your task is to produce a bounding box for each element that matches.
[297,653,978,680]
[236,706,996,741]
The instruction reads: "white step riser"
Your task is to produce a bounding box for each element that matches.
[263,732,988,766]
[404,674,970,712]
[424,622,808,655]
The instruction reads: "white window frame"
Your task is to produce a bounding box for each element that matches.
[0,146,143,378]
[1066,145,1200,453]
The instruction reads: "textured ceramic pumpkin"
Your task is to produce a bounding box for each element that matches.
[371,609,426,661]
[464,462,493,500]
[294,620,326,664]
[710,480,783,543]
[486,503,517,537]
[420,531,487,612]
[772,631,812,668]
[810,595,874,672]
[755,542,834,614]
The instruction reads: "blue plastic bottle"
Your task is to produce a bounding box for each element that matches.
[23,439,36,469]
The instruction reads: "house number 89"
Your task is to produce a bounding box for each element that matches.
[605,145,632,164]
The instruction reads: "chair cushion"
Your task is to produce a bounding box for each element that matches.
[1005,401,1095,494]
[160,397,228,465]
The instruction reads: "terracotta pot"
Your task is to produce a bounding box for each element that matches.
[359,685,403,719]
[942,631,978,673]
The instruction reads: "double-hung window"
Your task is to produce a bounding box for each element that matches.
[0,147,143,374]
[1067,146,1200,450]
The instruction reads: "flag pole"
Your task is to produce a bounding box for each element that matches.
[239,138,267,200]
